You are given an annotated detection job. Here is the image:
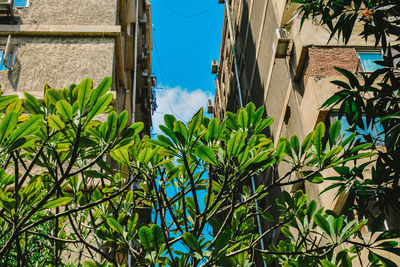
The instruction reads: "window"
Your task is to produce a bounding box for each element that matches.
[14,0,28,7]
[328,113,385,145]
[357,51,383,72]
[0,50,14,71]
[351,190,397,233]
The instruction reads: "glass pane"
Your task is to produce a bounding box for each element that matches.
[330,114,385,145]
[14,0,27,7]
[0,51,6,71]
[358,52,383,72]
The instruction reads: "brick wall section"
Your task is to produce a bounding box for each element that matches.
[302,46,359,88]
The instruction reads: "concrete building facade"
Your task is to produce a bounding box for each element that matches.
[213,0,398,264]
[0,0,154,134]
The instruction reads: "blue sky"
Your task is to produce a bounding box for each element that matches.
[149,0,224,256]
[151,0,224,134]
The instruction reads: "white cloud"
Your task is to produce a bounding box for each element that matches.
[152,86,214,136]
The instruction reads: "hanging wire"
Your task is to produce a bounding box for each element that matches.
[162,0,217,18]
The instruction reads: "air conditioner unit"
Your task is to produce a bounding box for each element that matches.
[0,0,13,12]
[276,28,291,57]
[211,60,218,74]
[207,99,213,114]
[139,52,146,61]
[142,70,148,77]
[139,15,147,24]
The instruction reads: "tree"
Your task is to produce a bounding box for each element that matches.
[292,0,400,236]
[288,0,400,264]
[0,77,398,266]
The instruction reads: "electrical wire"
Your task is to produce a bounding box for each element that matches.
[152,36,199,114]
[162,0,217,18]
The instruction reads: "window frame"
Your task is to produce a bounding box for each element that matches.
[325,111,385,147]
[0,45,18,71]
[356,50,384,73]
[13,0,29,8]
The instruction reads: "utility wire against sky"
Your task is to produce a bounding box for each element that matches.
[152,33,199,114]
[162,0,217,18]
[152,42,185,121]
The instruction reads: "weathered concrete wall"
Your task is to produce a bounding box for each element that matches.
[0,37,115,93]
[14,0,118,25]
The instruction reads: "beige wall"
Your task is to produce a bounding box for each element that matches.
[14,0,118,25]
[0,37,115,93]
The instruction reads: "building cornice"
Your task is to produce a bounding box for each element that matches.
[0,25,121,37]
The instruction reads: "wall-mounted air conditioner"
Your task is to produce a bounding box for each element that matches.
[276,28,291,57]
[142,70,148,77]
[207,99,213,114]
[0,0,13,12]
[211,60,218,74]
[139,15,147,24]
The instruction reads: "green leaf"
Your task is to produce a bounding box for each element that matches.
[173,121,188,143]
[290,135,300,157]
[91,77,112,104]
[305,171,323,184]
[86,93,113,122]
[196,145,218,166]
[376,228,400,242]
[307,200,316,219]
[127,213,139,235]
[151,224,165,250]
[45,89,63,106]
[276,141,286,163]
[48,115,65,130]
[0,111,17,143]
[188,108,203,139]
[332,216,344,236]
[138,226,153,250]
[214,230,231,253]
[110,148,130,165]
[329,120,341,145]
[77,78,93,112]
[238,109,248,129]
[56,100,73,121]
[207,118,220,141]
[182,232,202,254]
[106,111,118,141]
[281,226,294,239]
[41,197,73,210]
[107,217,124,236]
[23,93,44,114]
[83,261,98,267]
[164,114,176,130]
[301,132,313,154]
[314,214,331,235]
[226,130,244,157]
[314,122,325,157]
[321,259,336,267]
[8,115,42,144]
[0,95,18,110]
[117,110,128,134]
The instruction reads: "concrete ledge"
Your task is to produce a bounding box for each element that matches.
[2,90,117,100]
[0,25,121,37]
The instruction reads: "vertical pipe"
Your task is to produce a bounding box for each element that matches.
[128,1,140,266]
[225,1,267,266]
[225,1,243,108]
[132,0,139,125]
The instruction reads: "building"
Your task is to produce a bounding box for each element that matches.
[213,0,398,264]
[0,0,154,134]
[0,0,155,265]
